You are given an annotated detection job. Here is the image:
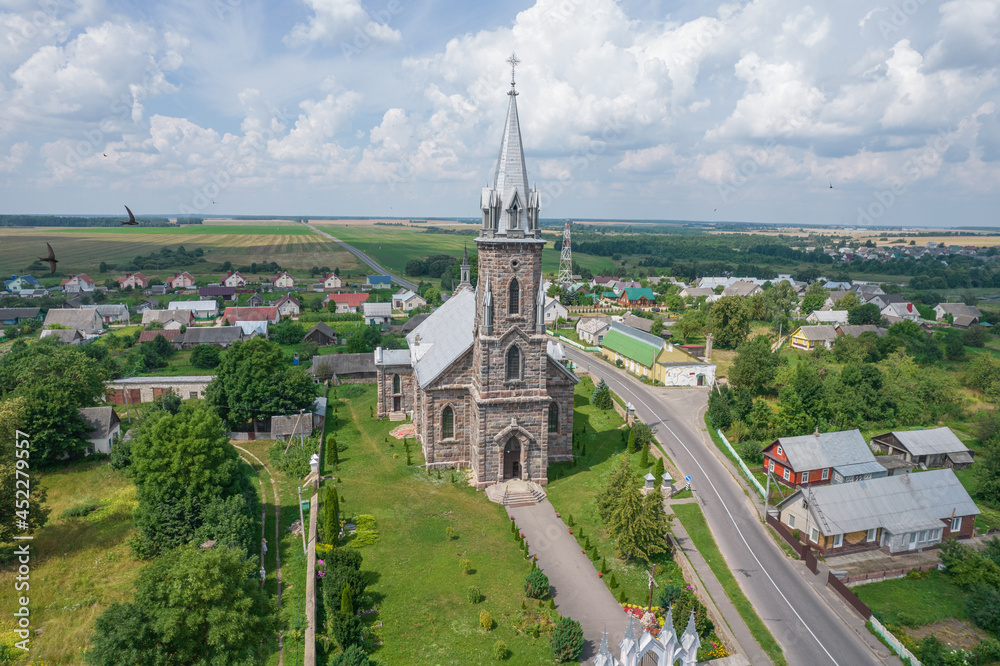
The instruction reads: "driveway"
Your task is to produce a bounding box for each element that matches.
[563,345,900,666]
[509,498,628,663]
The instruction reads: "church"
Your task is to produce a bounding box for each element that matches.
[374,62,578,489]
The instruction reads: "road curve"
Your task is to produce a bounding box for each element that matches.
[561,345,898,666]
[304,222,419,291]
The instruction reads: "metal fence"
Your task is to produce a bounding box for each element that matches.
[716,429,767,498]
[827,571,871,620]
[870,615,922,666]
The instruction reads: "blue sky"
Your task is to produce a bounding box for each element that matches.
[1,0,999,226]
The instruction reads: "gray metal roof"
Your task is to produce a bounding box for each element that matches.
[577,317,611,335]
[936,303,981,318]
[43,308,103,332]
[310,353,376,377]
[780,469,979,536]
[363,302,392,316]
[807,310,848,323]
[832,461,888,477]
[796,325,838,341]
[0,307,41,319]
[78,406,119,440]
[401,313,430,334]
[39,329,83,343]
[107,375,213,385]
[406,288,476,387]
[374,347,411,366]
[774,429,876,471]
[609,320,666,350]
[879,427,971,457]
[836,325,887,338]
[177,326,244,344]
[621,313,653,333]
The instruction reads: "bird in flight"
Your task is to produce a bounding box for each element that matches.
[38,243,58,274]
[122,205,138,225]
[829,182,834,189]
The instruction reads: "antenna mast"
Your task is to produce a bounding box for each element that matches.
[558,220,573,285]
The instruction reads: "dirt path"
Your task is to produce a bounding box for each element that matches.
[235,444,284,666]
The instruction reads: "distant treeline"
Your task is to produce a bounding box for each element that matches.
[421,226,479,236]
[0,215,179,227]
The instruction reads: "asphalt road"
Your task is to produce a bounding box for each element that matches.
[304,222,419,291]
[562,344,897,666]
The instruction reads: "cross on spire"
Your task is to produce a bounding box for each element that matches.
[506,52,520,89]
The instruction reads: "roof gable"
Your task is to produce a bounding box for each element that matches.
[771,429,875,471]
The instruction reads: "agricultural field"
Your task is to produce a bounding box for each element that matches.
[312,220,618,279]
[0,220,359,277]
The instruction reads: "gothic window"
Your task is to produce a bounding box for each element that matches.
[548,402,559,433]
[506,345,521,381]
[509,278,520,314]
[442,406,454,439]
[392,374,401,393]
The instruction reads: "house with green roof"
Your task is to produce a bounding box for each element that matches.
[615,287,657,309]
[601,322,716,386]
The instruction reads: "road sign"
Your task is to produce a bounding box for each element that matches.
[685,475,692,482]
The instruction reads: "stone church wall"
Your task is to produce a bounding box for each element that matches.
[376,364,414,418]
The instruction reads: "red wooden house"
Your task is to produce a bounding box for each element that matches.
[761,429,886,488]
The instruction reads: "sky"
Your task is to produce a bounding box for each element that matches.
[1,0,999,227]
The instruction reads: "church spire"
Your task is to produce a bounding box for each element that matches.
[480,53,541,239]
[457,243,472,291]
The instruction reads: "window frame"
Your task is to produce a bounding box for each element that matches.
[866,528,877,542]
[801,470,809,483]
[809,527,819,543]
[832,533,843,548]
[782,466,790,481]
[505,344,522,381]
[509,277,520,315]
[441,405,454,440]
[821,468,830,480]
[951,516,962,532]
[548,402,559,434]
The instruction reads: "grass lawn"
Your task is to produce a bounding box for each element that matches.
[545,377,682,606]
[0,459,145,662]
[551,327,585,346]
[853,570,967,628]
[672,502,786,666]
[321,383,557,664]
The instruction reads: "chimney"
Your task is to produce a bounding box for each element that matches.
[814,427,820,437]
[414,334,421,346]
[907,303,912,313]
[667,342,674,353]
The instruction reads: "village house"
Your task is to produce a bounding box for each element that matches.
[137,329,182,344]
[576,317,611,345]
[304,322,338,346]
[166,272,196,289]
[168,300,219,320]
[366,275,392,289]
[311,353,376,382]
[542,296,568,324]
[602,322,714,386]
[823,290,851,309]
[776,469,978,555]
[222,271,248,287]
[271,271,296,288]
[323,273,342,291]
[247,292,265,307]
[615,287,657,309]
[621,313,655,335]
[222,306,280,325]
[835,324,887,338]
[145,284,169,297]
[762,429,886,488]
[0,307,42,325]
[118,272,149,290]
[173,326,245,350]
[325,292,369,313]
[806,310,849,326]
[39,329,83,344]
[135,297,159,313]
[274,294,300,317]
[3,275,42,293]
[679,286,715,300]
[789,325,839,351]
[933,303,982,325]
[871,427,974,470]
[78,406,121,456]
[81,303,130,325]
[105,376,214,403]
[43,308,104,336]
[363,301,392,325]
[392,289,427,312]
[721,280,762,298]
[881,301,920,322]
[199,285,238,301]
[61,274,95,294]
[141,309,194,329]
[234,320,268,337]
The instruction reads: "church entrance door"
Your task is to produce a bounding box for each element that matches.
[503,436,522,480]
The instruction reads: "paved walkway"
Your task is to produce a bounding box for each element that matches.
[508,499,628,663]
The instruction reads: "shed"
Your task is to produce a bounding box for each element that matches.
[78,406,121,455]
[304,322,338,346]
[870,427,974,470]
[310,353,377,381]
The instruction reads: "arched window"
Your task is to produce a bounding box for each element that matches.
[548,402,559,433]
[442,406,454,439]
[505,345,521,381]
[509,278,520,314]
[392,374,401,393]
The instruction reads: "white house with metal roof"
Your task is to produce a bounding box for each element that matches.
[776,469,979,555]
[168,300,219,319]
[363,301,393,325]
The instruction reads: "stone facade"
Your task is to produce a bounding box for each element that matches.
[375,75,578,489]
[105,376,213,403]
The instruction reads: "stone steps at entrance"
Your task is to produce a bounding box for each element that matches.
[486,480,547,507]
[388,412,407,421]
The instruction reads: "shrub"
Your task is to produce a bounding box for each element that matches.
[565,514,574,527]
[60,503,98,519]
[591,379,613,410]
[608,572,618,589]
[480,609,493,631]
[657,582,683,609]
[190,344,222,369]
[328,645,372,666]
[492,639,508,661]
[460,559,473,575]
[551,616,585,662]
[968,585,1000,634]
[525,568,550,598]
[468,586,483,604]
[549,598,556,609]
[446,526,455,540]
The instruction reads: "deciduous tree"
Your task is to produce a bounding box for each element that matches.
[709,296,750,349]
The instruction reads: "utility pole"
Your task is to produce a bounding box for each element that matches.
[297,486,307,554]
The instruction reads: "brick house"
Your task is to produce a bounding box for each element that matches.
[271,272,296,288]
[222,271,247,287]
[325,292,369,313]
[61,274,95,293]
[118,272,150,289]
[166,272,196,289]
[323,273,342,291]
[106,376,214,403]
[274,294,300,318]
